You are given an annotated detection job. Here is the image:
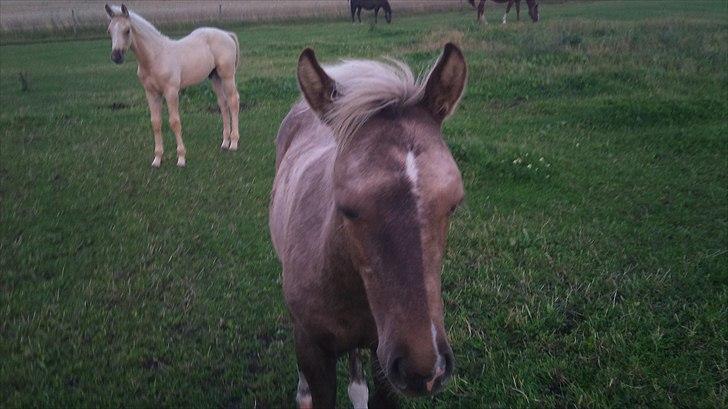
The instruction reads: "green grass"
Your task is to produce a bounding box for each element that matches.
[1,1,727,407]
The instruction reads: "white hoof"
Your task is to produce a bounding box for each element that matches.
[151,157,161,168]
[177,157,186,167]
[221,139,230,150]
[229,141,238,151]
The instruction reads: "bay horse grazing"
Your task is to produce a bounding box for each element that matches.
[270,43,467,408]
[351,0,392,24]
[105,4,241,168]
[468,0,540,24]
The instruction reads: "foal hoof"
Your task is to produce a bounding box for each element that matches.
[177,157,186,167]
[229,141,238,151]
[151,157,161,168]
[221,140,230,150]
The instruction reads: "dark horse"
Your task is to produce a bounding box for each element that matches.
[468,0,540,24]
[270,43,467,408]
[351,0,392,24]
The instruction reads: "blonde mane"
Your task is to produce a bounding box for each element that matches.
[109,5,167,40]
[319,59,427,145]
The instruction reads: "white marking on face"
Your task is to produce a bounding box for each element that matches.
[296,371,312,409]
[426,322,446,392]
[405,150,423,219]
[347,380,369,409]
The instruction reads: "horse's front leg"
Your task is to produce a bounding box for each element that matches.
[145,90,164,168]
[347,350,369,409]
[369,350,399,409]
[477,0,486,24]
[294,329,337,409]
[357,8,362,23]
[210,76,231,150]
[516,0,521,20]
[374,7,379,24]
[164,88,186,167]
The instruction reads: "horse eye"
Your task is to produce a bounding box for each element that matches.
[340,207,359,220]
[125,29,131,35]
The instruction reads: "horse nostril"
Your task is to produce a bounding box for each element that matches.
[388,356,407,388]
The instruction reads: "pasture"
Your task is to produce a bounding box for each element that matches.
[1,0,726,407]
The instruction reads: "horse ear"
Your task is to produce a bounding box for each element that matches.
[105,4,114,17]
[297,48,337,119]
[421,43,468,124]
[121,4,129,17]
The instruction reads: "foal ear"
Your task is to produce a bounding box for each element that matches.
[297,48,337,119]
[105,4,114,17]
[421,43,468,124]
[121,4,130,17]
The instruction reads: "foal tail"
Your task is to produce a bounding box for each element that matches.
[228,31,240,71]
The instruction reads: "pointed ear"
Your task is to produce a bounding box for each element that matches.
[297,48,337,118]
[421,43,468,123]
[121,4,129,17]
[105,4,114,17]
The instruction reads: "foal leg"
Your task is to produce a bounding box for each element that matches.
[210,76,231,150]
[374,7,379,24]
[221,76,240,151]
[145,90,164,168]
[164,88,186,167]
[294,329,337,408]
[357,8,362,23]
[369,351,399,409]
[504,0,515,24]
[348,350,369,409]
[516,0,521,20]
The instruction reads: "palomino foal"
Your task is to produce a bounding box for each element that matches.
[105,4,241,167]
[270,43,467,408]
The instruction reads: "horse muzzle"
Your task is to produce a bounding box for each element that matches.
[380,342,454,396]
[111,49,125,64]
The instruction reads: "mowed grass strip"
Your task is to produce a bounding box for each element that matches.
[1,1,726,407]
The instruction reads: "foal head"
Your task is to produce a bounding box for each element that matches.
[297,44,467,396]
[104,4,132,64]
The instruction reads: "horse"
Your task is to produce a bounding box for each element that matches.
[350,0,392,24]
[104,4,241,168]
[270,43,467,408]
[468,0,540,24]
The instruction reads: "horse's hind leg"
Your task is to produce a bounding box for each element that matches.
[477,0,486,24]
[504,0,515,24]
[348,350,369,409]
[516,0,521,20]
[145,90,164,168]
[210,75,231,150]
[164,88,186,167]
[221,76,240,151]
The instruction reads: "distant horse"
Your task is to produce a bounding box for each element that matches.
[468,0,540,24]
[351,0,392,24]
[105,4,240,168]
[270,43,467,408]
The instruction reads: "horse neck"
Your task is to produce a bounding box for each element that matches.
[129,21,167,69]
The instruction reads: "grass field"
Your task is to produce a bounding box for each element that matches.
[1,1,727,407]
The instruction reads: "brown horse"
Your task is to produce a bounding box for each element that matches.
[269,43,467,408]
[350,0,392,24]
[468,0,540,24]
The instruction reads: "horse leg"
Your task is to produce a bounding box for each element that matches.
[357,7,362,23]
[516,0,521,20]
[504,0,515,24]
[294,329,337,408]
[351,4,356,23]
[477,0,486,24]
[164,88,186,167]
[347,350,369,409]
[221,76,240,151]
[369,350,399,409]
[145,90,164,168]
[374,7,379,24]
[210,75,231,150]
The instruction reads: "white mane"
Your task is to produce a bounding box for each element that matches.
[109,5,167,40]
[320,59,427,145]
